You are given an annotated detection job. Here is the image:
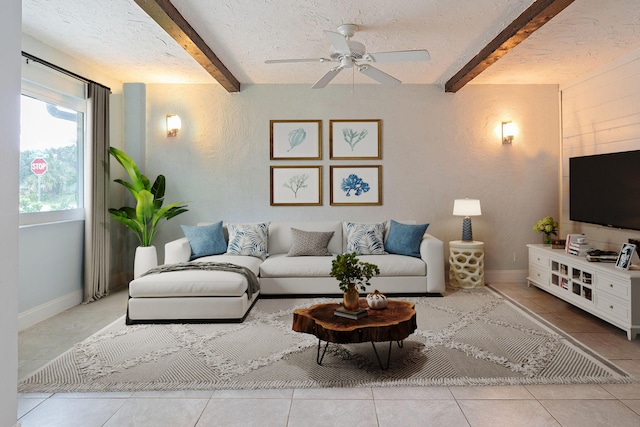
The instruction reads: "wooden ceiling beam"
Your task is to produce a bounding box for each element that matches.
[445,0,574,93]
[134,0,241,93]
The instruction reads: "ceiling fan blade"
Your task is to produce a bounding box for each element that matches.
[265,58,331,64]
[357,65,401,87]
[324,30,351,54]
[312,67,343,89]
[363,50,431,63]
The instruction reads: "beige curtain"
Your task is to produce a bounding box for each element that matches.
[83,83,111,302]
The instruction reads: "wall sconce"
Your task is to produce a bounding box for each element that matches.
[166,114,181,137]
[453,198,482,241]
[502,121,515,144]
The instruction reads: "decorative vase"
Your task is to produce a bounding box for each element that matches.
[543,234,552,245]
[342,284,360,311]
[134,245,158,278]
[366,289,388,309]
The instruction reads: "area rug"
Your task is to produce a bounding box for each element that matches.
[18,287,635,392]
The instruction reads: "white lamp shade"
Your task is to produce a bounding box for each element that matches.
[166,114,181,132]
[453,199,481,216]
[502,121,516,137]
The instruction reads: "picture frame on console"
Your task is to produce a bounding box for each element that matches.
[616,243,636,270]
[270,166,322,206]
[330,165,382,206]
[270,120,322,160]
[330,119,381,160]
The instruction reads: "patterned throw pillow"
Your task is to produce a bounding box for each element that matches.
[344,222,387,255]
[181,221,227,260]
[384,220,429,258]
[287,228,334,256]
[226,222,269,259]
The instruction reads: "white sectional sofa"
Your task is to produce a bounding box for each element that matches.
[126,220,445,324]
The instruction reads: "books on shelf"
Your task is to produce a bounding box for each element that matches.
[334,306,369,320]
[568,243,593,257]
[586,256,617,262]
[565,233,592,256]
[565,234,586,253]
[586,249,619,263]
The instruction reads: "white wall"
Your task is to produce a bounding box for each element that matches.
[18,221,84,330]
[135,83,560,281]
[560,49,640,249]
[1,1,20,425]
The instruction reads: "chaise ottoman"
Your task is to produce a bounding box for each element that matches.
[126,256,261,325]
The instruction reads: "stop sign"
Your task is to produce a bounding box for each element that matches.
[31,158,48,176]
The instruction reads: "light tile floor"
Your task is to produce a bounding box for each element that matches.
[17,282,640,426]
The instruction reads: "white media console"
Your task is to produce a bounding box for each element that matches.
[527,244,640,340]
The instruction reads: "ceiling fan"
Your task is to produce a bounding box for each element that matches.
[265,24,430,89]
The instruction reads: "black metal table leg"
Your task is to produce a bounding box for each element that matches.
[370,340,403,370]
[317,340,403,369]
[317,339,329,365]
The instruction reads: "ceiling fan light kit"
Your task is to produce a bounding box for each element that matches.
[265,24,430,89]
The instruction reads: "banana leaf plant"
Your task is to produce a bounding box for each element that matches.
[108,147,188,247]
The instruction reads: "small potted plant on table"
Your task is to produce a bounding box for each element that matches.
[533,215,559,245]
[330,252,380,311]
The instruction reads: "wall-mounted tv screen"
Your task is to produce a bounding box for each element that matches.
[569,150,640,231]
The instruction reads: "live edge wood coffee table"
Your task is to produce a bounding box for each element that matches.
[292,299,417,370]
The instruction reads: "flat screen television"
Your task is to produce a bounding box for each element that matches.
[569,150,640,231]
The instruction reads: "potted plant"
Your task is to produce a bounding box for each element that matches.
[108,147,188,277]
[533,215,559,245]
[330,252,380,311]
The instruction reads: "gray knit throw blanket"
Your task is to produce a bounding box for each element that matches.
[142,261,260,299]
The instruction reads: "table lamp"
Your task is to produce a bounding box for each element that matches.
[453,198,481,241]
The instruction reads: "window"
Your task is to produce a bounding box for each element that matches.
[20,59,87,225]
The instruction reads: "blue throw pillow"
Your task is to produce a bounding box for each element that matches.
[384,220,429,258]
[181,221,227,260]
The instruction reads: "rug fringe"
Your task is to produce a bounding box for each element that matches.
[18,374,638,394]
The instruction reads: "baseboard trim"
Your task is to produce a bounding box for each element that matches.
[18,290,83,331]
[485,269,528,284]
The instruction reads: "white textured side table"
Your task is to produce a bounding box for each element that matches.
[449,240,485,288]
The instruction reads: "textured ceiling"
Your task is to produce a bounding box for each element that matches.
[21,0,640,88]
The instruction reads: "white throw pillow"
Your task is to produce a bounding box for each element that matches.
[226,222,269,259]
[344,222,387,255]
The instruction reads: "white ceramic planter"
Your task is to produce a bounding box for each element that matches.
[134,245,158,278]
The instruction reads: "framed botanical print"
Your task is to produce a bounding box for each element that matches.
[330,165,382,206]
[270,120,322,160]
[330,119,381,160]
[270,166,322,206]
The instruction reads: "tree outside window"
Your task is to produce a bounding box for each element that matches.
[19,95,84,213]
